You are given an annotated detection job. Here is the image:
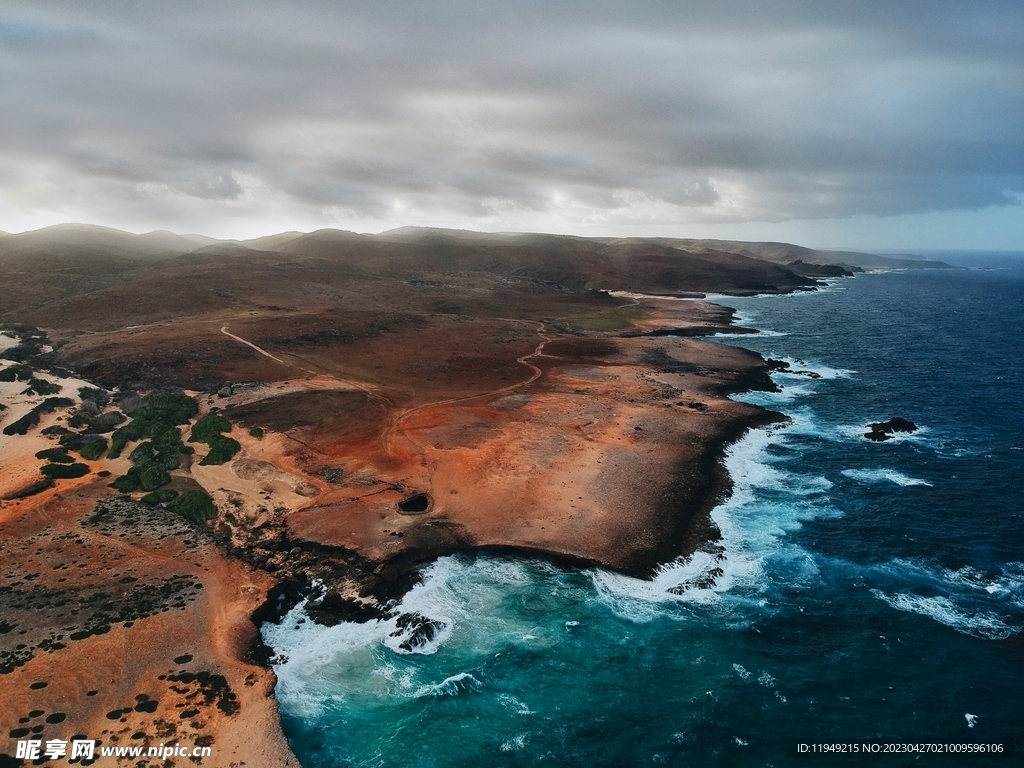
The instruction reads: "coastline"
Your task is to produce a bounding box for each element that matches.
[0,291,800,767]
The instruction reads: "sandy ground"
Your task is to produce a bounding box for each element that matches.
[0,366,298,766]
[0,481,296,767]
[0,366,124,505]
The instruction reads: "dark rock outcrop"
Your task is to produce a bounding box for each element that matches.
[864,417,918,442]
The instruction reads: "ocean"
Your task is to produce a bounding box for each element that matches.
[261,256,1024,767]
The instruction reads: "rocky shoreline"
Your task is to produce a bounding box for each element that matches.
[1,293,798,767]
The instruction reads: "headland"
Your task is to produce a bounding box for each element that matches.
[0,226,947,765]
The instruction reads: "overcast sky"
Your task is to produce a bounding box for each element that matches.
[2,1,1022,249]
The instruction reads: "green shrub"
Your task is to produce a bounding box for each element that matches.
[99,392,197,464]
[67,413,89,428]
[129,441,154,463]
[141,488,179,504]
[84,410,126,433]
[153,426,185,461]
[3,411,40,436]
[22,378,62,396]
[189,413,232,444]
[111,471,140,492]
[118,420,145,442]
[78,438,108,461]
[35,447,74,464]
[3,397,75,435]
[199,436,241,466]
[61,432,106,456]
[139,463,171,491]
[0,363,33,382]
[41,462,90,479]
[249,427,264,439]
[107,430,128,459]
[78,386,110,407]
[136,392,199,426]
[166,490,217,522]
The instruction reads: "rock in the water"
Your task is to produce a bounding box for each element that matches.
[306,591,389,627]
[390,612,447,652]
[864,417,918,441]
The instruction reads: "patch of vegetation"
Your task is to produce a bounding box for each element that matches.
[79,437,109,461]
[189,413,232,444]
[21,377,62,396]
[81,410,127,434]
[137,391,200,425]
[249,427,264,439]
[35,447,74,464]
[58,431,108,458]
[113,441,175,491]
[41,462,90,479]
[199,436,241,465]
[0,363,33,382]
[109,393,198,490]
[78,386,111,408]
[2,397,75,435]
[139,463,171,490]
[1,478,54,500]
[67,411,89,428]
[107,430,128,459]
[141,488,179,505]
[166,490,217,522]
[1,343,39,363]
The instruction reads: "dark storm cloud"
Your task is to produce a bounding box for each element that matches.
[1,0,1022,234]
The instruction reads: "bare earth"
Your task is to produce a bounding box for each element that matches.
[0,228,818,766]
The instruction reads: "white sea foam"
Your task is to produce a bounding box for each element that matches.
[500,734,528,752]
[497,693,534,715]
[589,420,838,618]
[262,554,587,717]
[414,672,481,698]
[869,590,1020,640]
[841,469,933,487]
[833,422,931,444]
[773,357,855,381]
[707,329,788,339]
[875,559,1024,599]
[864,559,1024,639]
[733,382,817,405]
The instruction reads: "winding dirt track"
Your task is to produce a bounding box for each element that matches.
[220,325,288,364]
[220,321,553,458]
[387,321,549,453]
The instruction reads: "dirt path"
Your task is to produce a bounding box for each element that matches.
[387,320,551,453]
[220,325,288,364]
[219,319,552,461]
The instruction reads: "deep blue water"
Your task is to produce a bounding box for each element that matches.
[262,260,1024,767]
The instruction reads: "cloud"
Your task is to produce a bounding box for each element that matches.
[1,0,1022,238]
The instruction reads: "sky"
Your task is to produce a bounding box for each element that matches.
[1,1,1023,250]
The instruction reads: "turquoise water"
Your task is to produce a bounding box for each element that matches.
[262,261,1024,766]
